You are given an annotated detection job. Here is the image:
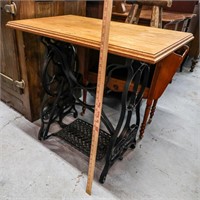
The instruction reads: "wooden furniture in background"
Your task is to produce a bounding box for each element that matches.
[112,8,195,28]
[166,2,199,72]
[188,4,199,72]
[125,0,172,27]
[86,1,103,19]
[1,0,86,121]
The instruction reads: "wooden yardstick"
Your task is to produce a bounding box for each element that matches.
[86,0,113,195]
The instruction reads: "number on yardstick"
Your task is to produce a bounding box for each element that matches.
[86,0,113,195]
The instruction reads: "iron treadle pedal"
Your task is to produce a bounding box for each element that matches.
[53,119,111,160]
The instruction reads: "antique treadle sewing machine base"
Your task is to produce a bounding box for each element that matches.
[38,37,150,183]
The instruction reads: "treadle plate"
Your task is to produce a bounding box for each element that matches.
[53,119,111,160]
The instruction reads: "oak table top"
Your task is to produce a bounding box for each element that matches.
[7,15,193,64]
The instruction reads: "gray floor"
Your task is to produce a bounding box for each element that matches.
[0,59,200,200]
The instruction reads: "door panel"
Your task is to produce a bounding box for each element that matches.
[1,0,22,97]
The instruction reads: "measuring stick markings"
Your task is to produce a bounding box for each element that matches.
[86,0,113,195]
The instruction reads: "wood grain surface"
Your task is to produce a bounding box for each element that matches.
[7,15,193,64]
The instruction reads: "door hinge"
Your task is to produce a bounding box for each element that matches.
[14,80,25,89]
[4,2,17,15]
[0,72,25,89]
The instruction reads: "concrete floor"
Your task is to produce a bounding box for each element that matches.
[0,60,200,200]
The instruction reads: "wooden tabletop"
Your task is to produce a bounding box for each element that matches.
[6,15,193,64]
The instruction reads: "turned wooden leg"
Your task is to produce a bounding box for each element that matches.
[139,99,153,139]
[148,99,158,124]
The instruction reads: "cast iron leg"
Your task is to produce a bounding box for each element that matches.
[38,37,79,140]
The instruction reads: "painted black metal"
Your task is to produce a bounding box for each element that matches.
[53,118,111,161]
[38,37,150,183]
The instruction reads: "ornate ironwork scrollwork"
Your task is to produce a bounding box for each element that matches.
[38,37,150,183]
[38,37,80,140]
[99,60,149,183]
